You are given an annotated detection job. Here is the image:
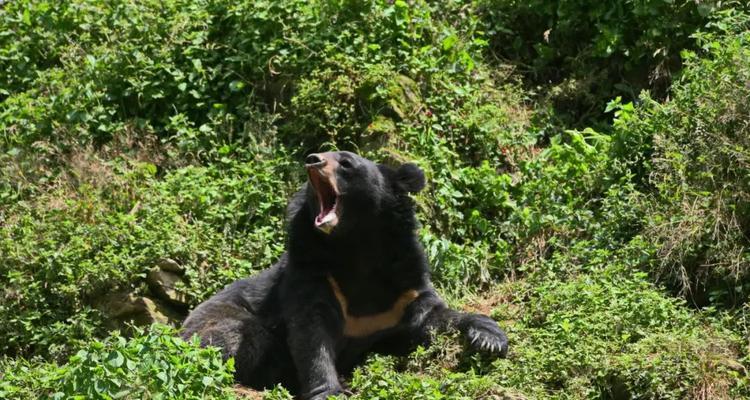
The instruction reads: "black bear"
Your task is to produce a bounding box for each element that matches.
[181,151,508,399]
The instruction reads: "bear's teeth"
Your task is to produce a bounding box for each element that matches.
[319,211,336,224]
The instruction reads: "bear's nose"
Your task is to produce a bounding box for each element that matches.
[305,153,326,167]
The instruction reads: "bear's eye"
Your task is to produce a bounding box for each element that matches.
[339,159,353,169]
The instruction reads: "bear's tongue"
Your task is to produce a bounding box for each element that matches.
[315,201,337,226]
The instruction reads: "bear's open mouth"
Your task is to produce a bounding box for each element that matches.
[308,168,340,233]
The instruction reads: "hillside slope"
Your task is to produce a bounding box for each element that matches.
[1,1,749,399]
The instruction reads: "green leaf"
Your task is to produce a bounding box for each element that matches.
[442,34,458,51]
[191,59,203,71]
[107,351,124,368]
[228,80,245,92]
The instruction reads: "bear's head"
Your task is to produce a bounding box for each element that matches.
[301,151,425,235]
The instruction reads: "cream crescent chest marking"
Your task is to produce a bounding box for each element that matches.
[327,276,419,338]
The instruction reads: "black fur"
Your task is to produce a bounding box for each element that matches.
[181,152,508,399]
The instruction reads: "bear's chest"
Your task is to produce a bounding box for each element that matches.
[327,276,419,338]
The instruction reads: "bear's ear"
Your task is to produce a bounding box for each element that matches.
[395,163,426,193]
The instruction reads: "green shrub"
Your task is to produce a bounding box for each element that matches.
[0,325,235,400]
[491,264,745,398]
[0,153,293,359]
[618,12,750,305]
[419,125,648,287]
[1,0,218,148]
[350,355,501,400]
[611,331,740,399]
[477,0,735,126]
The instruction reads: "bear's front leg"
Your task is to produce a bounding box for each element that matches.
[404,290,509,357]
[284,289,346,400]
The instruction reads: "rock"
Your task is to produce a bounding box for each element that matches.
[146,267,190,308]
[156,257,184,273]
[357,74,422,152]
[362,115,396,151]
[95,290,184,330]
[387,74,422,120]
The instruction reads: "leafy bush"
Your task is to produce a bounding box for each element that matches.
[0,325,235,399]
[0,153,293,359]
[616,12,750,305]
[477,0,736,126]
[488,264,743,398]
[349,355,501,400]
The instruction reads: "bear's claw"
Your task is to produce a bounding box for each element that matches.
[464,317,509,357]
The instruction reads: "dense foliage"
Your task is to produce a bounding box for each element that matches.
[1,0,749,399]
[0,325,235,399]
[478,0,728,127]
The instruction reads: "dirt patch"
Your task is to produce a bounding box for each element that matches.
[232,385,265,399]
